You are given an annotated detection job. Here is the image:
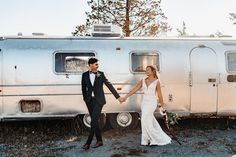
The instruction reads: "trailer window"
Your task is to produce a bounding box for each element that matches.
[55,52,95,73]
[226,52,236,72]
[131,52,159,73]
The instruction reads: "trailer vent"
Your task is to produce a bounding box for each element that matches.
[32,32,46,36]
[91,24,122,37]
[17,32,23,36]
[94,25,111,32]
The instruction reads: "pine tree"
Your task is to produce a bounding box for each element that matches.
[229,13,236,25]
[72,0,171,37]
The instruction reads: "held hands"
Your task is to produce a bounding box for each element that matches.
[118,97,127,104]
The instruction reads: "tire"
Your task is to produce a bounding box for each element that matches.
[82,113,107,131]
[109,112,139,131]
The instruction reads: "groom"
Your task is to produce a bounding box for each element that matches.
[81,57,124,150]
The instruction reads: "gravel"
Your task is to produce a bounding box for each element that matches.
[1,118,236,157]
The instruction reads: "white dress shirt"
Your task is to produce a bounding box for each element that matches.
[89,72,96,96]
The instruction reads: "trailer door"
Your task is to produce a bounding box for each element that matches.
[218,51,236,115]
[0,48,2,118]
[190,47,218,113]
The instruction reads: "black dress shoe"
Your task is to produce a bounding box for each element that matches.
[82,144,90,150]
[92,141,103,148]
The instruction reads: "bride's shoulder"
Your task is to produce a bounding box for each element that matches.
[154,78,159,85]
[141,77,147,82]
[139,78,145,83]
[156,79,162,86]
[138,77,146,85]
[142,76,148,80]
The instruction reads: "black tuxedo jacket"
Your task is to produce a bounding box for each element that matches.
[81,71,120,105]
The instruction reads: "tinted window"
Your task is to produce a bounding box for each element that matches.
[131,52,159,72]
[227,52,236,72]
[55,52,95,73]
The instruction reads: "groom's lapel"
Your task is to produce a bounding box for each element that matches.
[94,71,101,85]
[92,74,98,87]
[86,71,93,87]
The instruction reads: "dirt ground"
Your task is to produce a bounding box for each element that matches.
[1,118,236,157]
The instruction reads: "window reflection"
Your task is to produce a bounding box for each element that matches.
[131,52,159,72]
[55,52,95,73]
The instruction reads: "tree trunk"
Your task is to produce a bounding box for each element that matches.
[124,0,131,36]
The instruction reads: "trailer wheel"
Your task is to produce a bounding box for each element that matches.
[109,112,139,131]
[82,114,106,131]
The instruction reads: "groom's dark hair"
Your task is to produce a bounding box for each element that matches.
[88,57,98,65]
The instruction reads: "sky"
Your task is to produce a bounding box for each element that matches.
[0,0,236,37]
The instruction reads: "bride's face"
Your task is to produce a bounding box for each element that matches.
[145,67,154,77]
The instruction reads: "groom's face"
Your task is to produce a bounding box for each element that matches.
[89,62,99,71]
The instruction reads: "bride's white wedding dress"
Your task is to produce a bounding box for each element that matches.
[141,78,171,146]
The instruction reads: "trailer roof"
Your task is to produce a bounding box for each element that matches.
[1,35,236,41]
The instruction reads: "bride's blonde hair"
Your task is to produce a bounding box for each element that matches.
[146,65,159,79]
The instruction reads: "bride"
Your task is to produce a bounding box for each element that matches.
[123,65,171,146]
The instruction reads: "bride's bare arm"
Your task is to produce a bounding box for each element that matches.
[156,82,164,107]
[124,80,142,99]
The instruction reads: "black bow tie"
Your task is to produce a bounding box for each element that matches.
[89,71,97,74]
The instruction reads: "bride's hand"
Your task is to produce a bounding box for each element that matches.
[159,106,166,115]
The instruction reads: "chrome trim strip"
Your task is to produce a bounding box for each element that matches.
[0,93,143,97]
[0,83,134,87]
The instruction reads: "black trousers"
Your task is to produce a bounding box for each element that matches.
[86,98,103,145]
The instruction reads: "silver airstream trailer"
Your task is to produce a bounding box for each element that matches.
[0,26,236,130]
